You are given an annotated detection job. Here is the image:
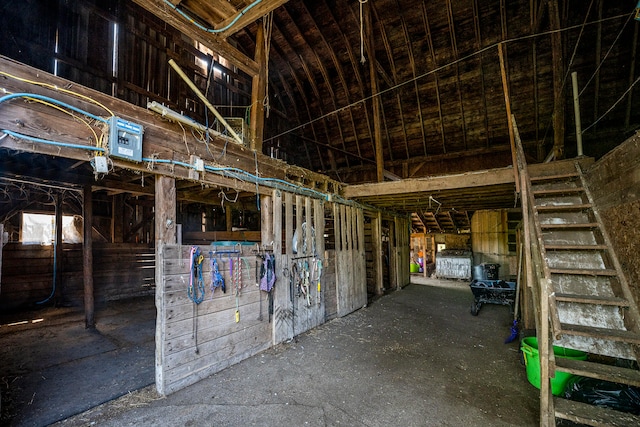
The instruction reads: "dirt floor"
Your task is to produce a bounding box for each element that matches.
[0,297,156,426]
[1,278,540,426]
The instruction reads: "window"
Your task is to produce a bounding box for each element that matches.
[21,213,82,244]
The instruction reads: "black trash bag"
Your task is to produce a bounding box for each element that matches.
[563,376,640,415]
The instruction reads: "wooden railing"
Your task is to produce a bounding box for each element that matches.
[512,115,557,427]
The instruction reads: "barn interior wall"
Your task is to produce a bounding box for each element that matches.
[584,133,640,308]
[0,242,154,311]
[155,194,378,396]
[470,210,516,280]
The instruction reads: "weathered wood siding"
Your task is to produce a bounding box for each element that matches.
[471,210,513,279]
[395,217,411,288]
[272,193,327,344]
[334,205,367,317]
[585,133,640,308]
[0,242,154,310]
[155,244,271,395]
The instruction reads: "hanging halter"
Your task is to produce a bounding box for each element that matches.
[210,255,225,294]
[259,253,276,292]
[188,246,205,304]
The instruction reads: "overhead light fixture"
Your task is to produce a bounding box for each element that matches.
[147,101,224,138]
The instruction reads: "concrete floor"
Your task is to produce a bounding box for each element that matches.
[2,278,540,426]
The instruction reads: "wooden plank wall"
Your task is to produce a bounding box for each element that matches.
[334,204,367,317]
[0,242,154,310]
[394,217,411,288]
[272,192,327,344]
[470,210,513,279]
[155,244,271,395]
[585,133,640,308]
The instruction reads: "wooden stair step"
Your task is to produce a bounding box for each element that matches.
[555,293,630,307]
[532,187,585,196]
[530,172,580,182]
[555,358,640,387]
[559,323,640,344]
[554,397,640,426]
[549,268,617,277]
[535,203,593,212]
[540,222,599,230]
[544,244,608,251]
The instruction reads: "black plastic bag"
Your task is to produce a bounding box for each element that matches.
[563,376,640,415]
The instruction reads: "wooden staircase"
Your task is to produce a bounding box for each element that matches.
[527,162,640,426]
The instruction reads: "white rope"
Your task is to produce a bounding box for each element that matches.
[359,0,368,64]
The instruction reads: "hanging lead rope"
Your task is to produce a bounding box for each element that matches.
[359,0,368,64]
[188,246,205,304]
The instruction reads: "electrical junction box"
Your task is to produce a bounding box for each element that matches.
[108,116,143,162]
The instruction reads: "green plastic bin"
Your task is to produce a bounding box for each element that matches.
[520,337,587,396]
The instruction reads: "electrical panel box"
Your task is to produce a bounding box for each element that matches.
[108,116,143,162]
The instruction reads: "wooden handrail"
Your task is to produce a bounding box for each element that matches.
[512,115,555,427]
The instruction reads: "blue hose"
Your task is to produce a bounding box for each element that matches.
[0,93,109,123]
[162,0,263,33]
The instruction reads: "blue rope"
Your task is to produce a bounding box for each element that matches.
[188,246,205,304]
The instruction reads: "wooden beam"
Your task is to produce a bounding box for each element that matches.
[250,20,267,152]
[218,0,290,38]
[548,0,565,159]
[155,176,176,246]
[131,0,259,77]
[498,43,520,193]
[421,4,446,154]
[0,56,340,197]
[364,1,384,182]
[343,166,517,198]
[83,185,95,329]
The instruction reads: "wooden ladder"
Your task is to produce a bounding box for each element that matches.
[528,162,640,426]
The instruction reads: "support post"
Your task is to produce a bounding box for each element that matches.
[364,1,384,183]
[549,0,565,160]
[261,194,273,247]
[373,211,384,295]
[498,43,520,193]
[155,176,177,246]
[54,194,63,304]
[250,20,266,152]
[272,190,285,344]
[571,71,583,156]
[83,185,94,329]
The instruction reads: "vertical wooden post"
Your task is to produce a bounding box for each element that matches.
[422,233,428,278]
[548,0,565,160]
[284,192,294,337]
[154,175,176,395]
[389,218,397,290]
[364,0,384,183]
[54,194,63,304]
[372,211,384,295]
[250,20,266,152]
[498,43,520,193]
[83,185,95,329]
[112,194,124,243]
[155,176,177,246]
[270,191,284,344]
[226,206,233,232]
[313,198,325,325]
[261,194,273,247]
